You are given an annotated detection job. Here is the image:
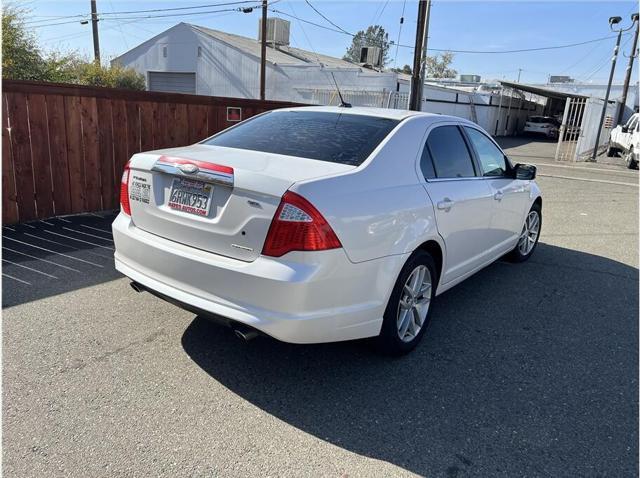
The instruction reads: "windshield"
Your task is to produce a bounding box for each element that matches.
[202,111,400,166]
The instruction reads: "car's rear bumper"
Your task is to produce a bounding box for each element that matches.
[112,213,405,343]
[523,127,554,135]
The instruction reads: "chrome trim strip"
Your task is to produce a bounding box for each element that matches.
[151,162,234,187]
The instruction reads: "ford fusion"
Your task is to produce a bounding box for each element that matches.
[112,106,541,354]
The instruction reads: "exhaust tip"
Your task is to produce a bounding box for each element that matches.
[234,327,258,341]
[130,282,144,293]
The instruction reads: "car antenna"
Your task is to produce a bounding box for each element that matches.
[331,72,351,108]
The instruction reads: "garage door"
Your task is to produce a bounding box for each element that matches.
[148,72,196,94]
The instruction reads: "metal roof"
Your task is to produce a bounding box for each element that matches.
[499,81,588,99]
[191,24,364,70]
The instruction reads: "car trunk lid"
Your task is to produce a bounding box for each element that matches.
[126,144,354,262]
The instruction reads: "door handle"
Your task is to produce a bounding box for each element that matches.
[494,190,504,201]
[437,198,455,211]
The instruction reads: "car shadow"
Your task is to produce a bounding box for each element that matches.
[181,243,638,476]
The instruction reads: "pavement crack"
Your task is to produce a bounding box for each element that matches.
[59,329,166,374]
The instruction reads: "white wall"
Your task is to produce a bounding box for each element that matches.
[420,86,543,136]
[114,24,402,101]
[113,25,542,135]
[113,23,201,85]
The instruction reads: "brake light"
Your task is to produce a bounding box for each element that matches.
[120,161,131,216]
[262,191,341,257]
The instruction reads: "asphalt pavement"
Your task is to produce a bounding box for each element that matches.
[3,138,638,477]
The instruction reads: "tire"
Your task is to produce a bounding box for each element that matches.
[625,148,638,170]
[374,250,437,355]
[606,146,619,157]
[507,202,542,263]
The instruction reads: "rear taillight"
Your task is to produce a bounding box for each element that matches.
[262,191,341,257]
[120,161,131,216]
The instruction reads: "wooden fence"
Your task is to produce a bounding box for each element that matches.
[2,80,299,225]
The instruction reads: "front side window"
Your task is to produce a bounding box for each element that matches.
[464,127,508,177]
[203,111,399,166]
[426,126,476,178]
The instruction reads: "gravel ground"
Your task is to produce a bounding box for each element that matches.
[3,139,638,477]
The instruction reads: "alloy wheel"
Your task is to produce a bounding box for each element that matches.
[518,210,540,255]
[397,265,432,342]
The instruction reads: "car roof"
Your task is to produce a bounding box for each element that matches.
[273,105,473,124]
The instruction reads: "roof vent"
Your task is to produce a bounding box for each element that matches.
[359,46,382,68]
[258,18,290,46]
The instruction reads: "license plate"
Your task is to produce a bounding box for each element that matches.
[167,178,213,216]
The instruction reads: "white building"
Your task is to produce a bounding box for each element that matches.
[111,21,406,102]
[111,21,546,135]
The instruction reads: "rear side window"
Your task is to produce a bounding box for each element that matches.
[203,111,399,166]
[420,145,436,179]
[426,126,476,178]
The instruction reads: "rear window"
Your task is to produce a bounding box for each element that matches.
[529,116,559,125]
[202,111,399,166]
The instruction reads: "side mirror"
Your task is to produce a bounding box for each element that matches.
[514,163,537,180]
[622,126,629,133]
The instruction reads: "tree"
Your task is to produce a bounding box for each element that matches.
[74,62,146,90]
[391,64,412,75]
[343,25,390,67]
[2,5,145,90]
[2,5,47,80]
[425,52,457,79]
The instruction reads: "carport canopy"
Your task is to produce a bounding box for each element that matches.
[499,81,588,100]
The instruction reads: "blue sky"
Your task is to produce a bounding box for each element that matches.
[26,0,639,84]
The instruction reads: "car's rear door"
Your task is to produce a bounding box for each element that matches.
[419,124,494,285]
[462,126,531,251]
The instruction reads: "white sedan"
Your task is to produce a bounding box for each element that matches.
[523,116,560,139]
[113,106,542,354]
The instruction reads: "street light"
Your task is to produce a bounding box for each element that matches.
[590,14,638,162]
[615,12,640,125]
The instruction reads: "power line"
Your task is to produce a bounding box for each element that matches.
[287,1,321,63]
[373,0,391,26]
[26,0,268,28]
[557,38,609,75]
[31,19,91,28]
[270,9,628,55]
[97,0,260,16]
[582,34,633,82]
[24,0,261,25]
[25,15,88,25]
[108,0,129,50]
[30,5,261,28]
[95,6,259,21]
[303,0,353,36]
[393,0,407,68]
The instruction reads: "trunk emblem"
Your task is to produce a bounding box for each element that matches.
[178,163,199,174]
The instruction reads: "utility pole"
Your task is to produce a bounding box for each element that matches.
[259,0,267,100]
[90,0,100,63]
[409,0,429,111]
[418,0,431,105]
[616,13,639,125]
[517,68,522,82]
[591,16,635,162]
